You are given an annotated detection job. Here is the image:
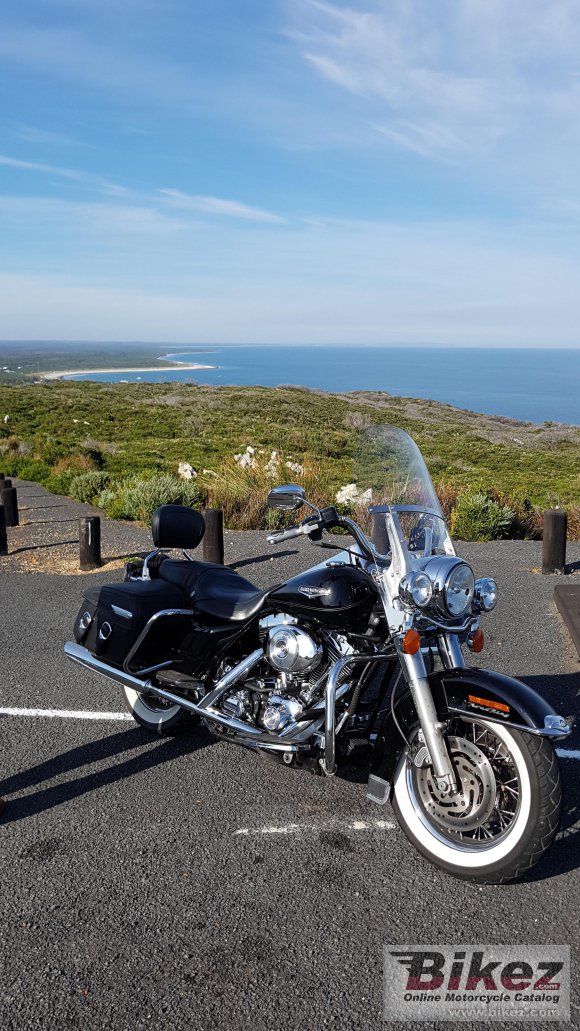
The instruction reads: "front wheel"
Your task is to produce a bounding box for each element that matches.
[123,686,198,736]
[392,717,562,883]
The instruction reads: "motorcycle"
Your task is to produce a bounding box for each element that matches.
[65,426,572,882]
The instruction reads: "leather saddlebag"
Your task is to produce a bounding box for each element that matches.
[73,579,190,669]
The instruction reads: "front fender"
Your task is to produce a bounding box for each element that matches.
[367,666,572,802]
[439,667,571,738]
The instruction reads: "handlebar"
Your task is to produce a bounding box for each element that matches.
[266,509,379,562]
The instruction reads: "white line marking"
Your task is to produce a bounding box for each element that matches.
[0,707,132,721]
[556,748,580,760]
[234,818,395,837]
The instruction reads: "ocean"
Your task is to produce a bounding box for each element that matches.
[66,345,580,425]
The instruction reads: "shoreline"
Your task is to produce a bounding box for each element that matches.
[39,363,216,381]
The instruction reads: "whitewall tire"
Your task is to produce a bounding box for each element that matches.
[123,686,197,736]
[391,719,561,883]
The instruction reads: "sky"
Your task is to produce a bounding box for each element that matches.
[1,0,580,346]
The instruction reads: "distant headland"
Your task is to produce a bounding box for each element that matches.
[40,360,216,381]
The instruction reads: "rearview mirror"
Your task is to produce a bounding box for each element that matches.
[267,484,306,511]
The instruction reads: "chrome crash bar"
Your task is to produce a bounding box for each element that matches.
[320,652,395,777]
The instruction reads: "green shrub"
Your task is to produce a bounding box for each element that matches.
[97,475,202,522]
[36,436,69,465]
[10,458,52,482]
[450,491,515,541]
[69,471,110,503]
[45,469,78,496]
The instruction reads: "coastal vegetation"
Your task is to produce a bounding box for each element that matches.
[1,380,579,540]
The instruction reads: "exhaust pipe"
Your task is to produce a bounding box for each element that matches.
[65,641,156,694]
[64,641,269,739]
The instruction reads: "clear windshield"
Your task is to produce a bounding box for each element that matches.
[354,426,443,514]
[353,426,448,556]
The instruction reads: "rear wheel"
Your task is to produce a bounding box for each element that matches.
[392,717,562,883]
[122,686,198,736]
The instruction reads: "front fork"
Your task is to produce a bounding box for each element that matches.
[397,634,465,795]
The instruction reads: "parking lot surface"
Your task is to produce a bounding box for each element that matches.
[1,523,579,1030]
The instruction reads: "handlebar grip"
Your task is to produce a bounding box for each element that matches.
[267,524,304,544]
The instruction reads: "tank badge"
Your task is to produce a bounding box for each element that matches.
[298,586,331,598]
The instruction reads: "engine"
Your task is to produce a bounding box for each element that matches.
[218,614,354,734]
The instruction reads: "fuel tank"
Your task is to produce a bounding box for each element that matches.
[268,561,377,631]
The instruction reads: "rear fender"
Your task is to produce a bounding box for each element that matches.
[367,666,572,803]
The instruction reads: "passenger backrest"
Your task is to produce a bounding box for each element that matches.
[151,504,205,550]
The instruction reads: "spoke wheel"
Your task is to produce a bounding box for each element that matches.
[391,716,562,882]
[411,719,520,848]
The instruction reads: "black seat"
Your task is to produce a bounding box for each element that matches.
[158,559,269,621]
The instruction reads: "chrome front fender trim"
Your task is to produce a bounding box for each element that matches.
[447,705,573,739]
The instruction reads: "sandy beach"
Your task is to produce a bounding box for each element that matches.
[40,362,215,380]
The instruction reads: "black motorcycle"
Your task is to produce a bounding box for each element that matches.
[66,427,572,882]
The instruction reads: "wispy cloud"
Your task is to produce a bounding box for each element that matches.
[0,153,126,195]
[0,154,84,180]
[15,125,78,146]
[158,189,285,224]
[293,0,580,164]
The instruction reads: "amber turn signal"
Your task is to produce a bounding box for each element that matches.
[467,694,510,714]
[467,628,485,653]
[401,628,421,654]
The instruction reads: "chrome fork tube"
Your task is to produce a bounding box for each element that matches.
[438,633,465,670]
[398,647,457,794]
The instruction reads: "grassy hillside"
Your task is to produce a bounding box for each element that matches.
[1,381,579,536]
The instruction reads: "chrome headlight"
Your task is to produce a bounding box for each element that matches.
[444,562,475,617]
[474,577,498,612]
[399,571,433,608]
[416,556,475,620]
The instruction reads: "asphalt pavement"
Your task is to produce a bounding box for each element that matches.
[0,505,579,1030]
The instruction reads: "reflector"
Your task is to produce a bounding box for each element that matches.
[401,628,421,654]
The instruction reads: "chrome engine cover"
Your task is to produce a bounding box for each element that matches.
[265,626,323,674]
[261,694,304,731]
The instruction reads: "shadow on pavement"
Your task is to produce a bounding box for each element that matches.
[20,504,70,512]
[229,548,299,571]
[10,539,79,553]
[1,724,214,823]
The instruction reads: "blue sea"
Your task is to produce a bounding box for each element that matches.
[68,345,580,426]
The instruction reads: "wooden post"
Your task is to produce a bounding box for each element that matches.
[0,472,5,481]
[79,515,102,569]
[371,509,389,555]
[0,505,7,555]
[0,478,12,491]
[202,508,224,564]
[2,486,18,527]
[542,509,567,574]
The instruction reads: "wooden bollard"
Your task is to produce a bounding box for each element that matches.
[79,515,102,570]
[202,508,224,564]
[371,509,389,555]
[2,486,18,527]
[0,505,7,555]
[542,509,567,574]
